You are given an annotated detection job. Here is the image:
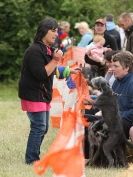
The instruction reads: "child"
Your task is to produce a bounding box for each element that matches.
[86,35,111,63]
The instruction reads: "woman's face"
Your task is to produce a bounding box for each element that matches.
[111,61,129,79]
[42,29,58,46]
[94,23,106,35]
[64,24,70,33]
[105,61,114,72]
[78,26,86,35]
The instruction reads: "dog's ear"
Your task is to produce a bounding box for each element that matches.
[100,81,111,93]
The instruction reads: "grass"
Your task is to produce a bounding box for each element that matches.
[0,82,132,177]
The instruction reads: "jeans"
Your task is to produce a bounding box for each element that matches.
[25,111,49,164]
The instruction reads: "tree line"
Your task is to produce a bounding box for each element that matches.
[0,0,132,81]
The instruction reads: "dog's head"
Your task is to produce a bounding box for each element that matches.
[91,76,111,93]
[81,66,99,84]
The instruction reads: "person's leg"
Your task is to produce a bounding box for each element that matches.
[129,126,133,142]
[121,119,132,139]
[25,111,49,164]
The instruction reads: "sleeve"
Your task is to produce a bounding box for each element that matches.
[90,49,103,62]
[25,47,49,82]
[120,103,133,122]
[109,35,118,50]
[117,34,121,50]
[104,32,118,50]
[126,34,133,54]
[120,83,133,122]
[77,34,93,47]
[84,54,103,67]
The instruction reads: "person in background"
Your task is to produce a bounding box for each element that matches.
[86,34,111,63]
[104,50,119,87]
[74,21,93,47]
[105,14,121,50]
[118,12,133,54]
[84,18,118,77]
[116,16,127,51]
[18,17,76,165]
[83,51,133,162]
[112,51,133,140]
[94,18,118,50]
[54,21,72,52]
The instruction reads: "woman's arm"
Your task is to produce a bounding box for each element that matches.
[45,49,63,76]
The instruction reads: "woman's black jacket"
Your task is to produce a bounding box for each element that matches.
[18,42,55,103]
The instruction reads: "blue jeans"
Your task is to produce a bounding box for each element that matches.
[25,111,49,164]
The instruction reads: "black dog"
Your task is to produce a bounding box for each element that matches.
[88,120,108,166]
[91,76,133,167]
[81,65,100,84]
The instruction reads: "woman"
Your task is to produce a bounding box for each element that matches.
[75,21,93,47]
[18,17,64,164]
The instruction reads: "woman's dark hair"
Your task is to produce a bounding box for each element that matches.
[104,50,120,62]
[34,17,58,43]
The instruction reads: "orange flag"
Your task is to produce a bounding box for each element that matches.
[34,142,84,177]
[34,111,85,177]
[34,63,91,177]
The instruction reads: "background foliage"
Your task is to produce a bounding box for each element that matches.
[0,0,133,81]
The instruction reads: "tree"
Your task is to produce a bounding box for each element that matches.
[0,0,132,81]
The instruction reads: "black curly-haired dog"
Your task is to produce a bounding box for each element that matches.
[81,65,100,84]
[88,120,109,166]
[91,76,133,167]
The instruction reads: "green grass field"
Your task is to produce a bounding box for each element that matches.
[0,83,131,177]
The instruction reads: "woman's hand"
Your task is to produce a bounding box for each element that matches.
[53,49,63,62]
[82,98,95,105]
[70,68,81,74]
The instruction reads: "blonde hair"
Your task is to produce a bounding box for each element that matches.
[93,35,105,44]
[75,21,92,33]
